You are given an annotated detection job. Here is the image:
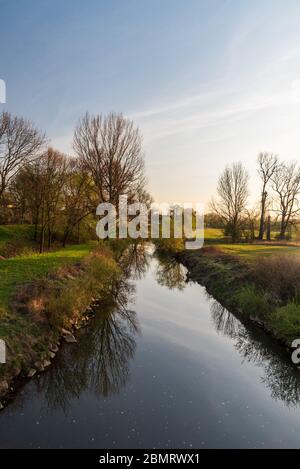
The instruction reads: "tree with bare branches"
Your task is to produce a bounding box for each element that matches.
[61,159,94,247]
[73,112,147,209]
[38,148,69,252]
[211,162,249,243]
[271,162,300,240]
[257,152,278,240]
[0,111,45,201]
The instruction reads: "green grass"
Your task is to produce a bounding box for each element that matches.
[0,243,95,308]
[218,243,300,259]
[0,224,35,255]
[204,228,229,243]
[270,302,300,341]
[204,227,300,259]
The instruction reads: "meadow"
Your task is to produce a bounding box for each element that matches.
[204,228,300,259]
[0,225,95,308]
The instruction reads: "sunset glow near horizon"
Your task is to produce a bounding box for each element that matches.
[1,0,300,206]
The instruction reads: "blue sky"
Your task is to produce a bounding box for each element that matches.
[1,0,300,205]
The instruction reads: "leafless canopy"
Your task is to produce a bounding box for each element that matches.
[271,161,300,239]
[257,152,278,240]
[0,111,46,199]
[211,162,249,242]
[73,112,147,207]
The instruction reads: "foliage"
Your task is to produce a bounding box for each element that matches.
[235,285,270,319]
[252,255,300,302]
[44,249,119,329]
[270,302,300,341]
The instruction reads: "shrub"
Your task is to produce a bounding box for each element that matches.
[236,284,270,319]
[25,248,120,330]
[46,284,76,328]
[252,255,300,303]
[154,237,185,254]
[269,302,300,341]
[46,254,119,328]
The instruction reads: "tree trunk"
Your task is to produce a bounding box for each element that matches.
[258,190,267,240]
[33,207,39,241]
[279,217,287,240]
[39,226,45,253]
[62,229,69,248]
[266,215,271,241]
[47,229,52,249]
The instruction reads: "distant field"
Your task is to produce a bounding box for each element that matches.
[204,228,228,243]
[204,227,300,259]
[218,243,300,259]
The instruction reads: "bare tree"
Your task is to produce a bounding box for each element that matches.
[257,152,278,240]
[271,162,300,240]
[61,159,94,247]
[211,162,249,243]
[0,112,45,200]
[266,212,272,241]
[39,148,68,252]
[73,112,147,208]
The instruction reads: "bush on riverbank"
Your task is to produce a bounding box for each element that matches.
[252,255,300,303]
[269,302,300,341]
[44,248,119,329]
[235,285,271,320]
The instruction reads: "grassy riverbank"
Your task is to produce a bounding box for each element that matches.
[177,247,300,349]
[155,233,300,351]
[0,242,96,308]
[0,228,129,403]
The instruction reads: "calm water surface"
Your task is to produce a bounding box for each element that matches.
[1,245,300,448]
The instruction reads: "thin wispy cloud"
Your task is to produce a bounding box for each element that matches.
[133,84,294,144]
[3,0,300,203]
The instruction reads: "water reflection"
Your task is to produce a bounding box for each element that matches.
[210,301,240,338]
[210,300,300,407]
[19,246,300,415]
[35,246,147,413]
[119,242,150,280]
[154,252,187,291]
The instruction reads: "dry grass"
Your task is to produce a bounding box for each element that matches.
[252,255,300,302]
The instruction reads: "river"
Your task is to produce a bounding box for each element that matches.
[0,244,300,448]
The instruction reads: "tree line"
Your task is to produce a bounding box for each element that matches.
[211,153,300,243]
[0,111,148,252]
[1,109,299,248]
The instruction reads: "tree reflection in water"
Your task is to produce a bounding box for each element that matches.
[119,242,150,280]
[34,246,300,413]
[154,252,187,291]
[210,300,300,407]
[36,244,149,413]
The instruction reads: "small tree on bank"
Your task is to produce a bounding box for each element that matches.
[257,152,278,240]
[211,162,249,243]
[271,161,300,240]
[0,111,45,201]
